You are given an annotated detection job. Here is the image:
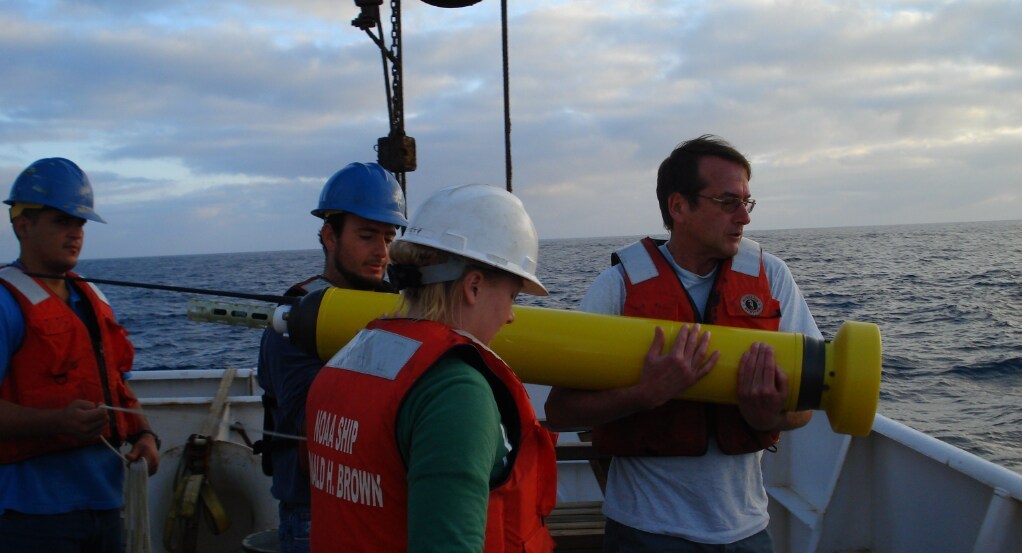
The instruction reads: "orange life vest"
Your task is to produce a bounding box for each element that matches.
[592,237,782,456]
[0,267,143,463]
[306,318,557,552]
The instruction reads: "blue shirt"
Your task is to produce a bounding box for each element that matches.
[257,325,325,504]
[0,263,27,376]
[0,263,126,514]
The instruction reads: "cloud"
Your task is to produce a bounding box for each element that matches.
[1,0,1020,261]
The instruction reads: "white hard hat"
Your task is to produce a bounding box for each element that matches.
[398,184,548,296]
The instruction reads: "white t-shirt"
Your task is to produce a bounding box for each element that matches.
[580,241,821,544]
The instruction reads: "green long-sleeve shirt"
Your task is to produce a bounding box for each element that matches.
[397,355,512,552]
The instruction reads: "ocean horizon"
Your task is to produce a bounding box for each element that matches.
[68,217,1022,263]
[72,218,1022,473]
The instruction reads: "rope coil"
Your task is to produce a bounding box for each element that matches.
[99,430,152,553]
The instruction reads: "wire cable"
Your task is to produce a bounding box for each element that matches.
[23,272,297,305]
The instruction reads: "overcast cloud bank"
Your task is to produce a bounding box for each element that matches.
[1,0,1019,260]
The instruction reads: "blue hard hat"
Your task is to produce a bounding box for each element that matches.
[312,162,408,227]
[5,157,106,223]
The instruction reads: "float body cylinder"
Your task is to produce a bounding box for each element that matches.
[277,287,881,436]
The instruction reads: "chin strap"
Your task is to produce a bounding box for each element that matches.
[388,259,469,290]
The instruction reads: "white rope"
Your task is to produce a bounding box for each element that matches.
[100,435,152,553]
[257,427,307,441]
[228,421,307,442]
[124,457,152,553]
[100,435,128,461]
[98,408,153,553]
[102,404,308,441]
[100,404,146,416]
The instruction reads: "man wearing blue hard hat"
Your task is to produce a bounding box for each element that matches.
[257,162,407,553]
[0,158,160,552]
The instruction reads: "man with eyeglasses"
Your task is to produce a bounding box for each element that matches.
[546,135,821,552]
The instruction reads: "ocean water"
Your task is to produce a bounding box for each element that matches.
[77,219,1022,472]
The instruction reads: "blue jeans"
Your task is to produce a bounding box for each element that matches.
[0,508,121,553]
[278,502,311,553]
[604,518,774,553]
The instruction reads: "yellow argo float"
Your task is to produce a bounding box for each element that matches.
[275,287,882,437]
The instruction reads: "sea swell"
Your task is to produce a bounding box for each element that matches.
[76,219,1022,472]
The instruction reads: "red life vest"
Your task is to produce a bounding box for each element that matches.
[592,237,782,456]
[284,275,332,298]
[306,318,558,552]
[0,267,143,463]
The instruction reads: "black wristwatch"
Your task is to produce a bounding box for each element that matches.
[130,429,162,451]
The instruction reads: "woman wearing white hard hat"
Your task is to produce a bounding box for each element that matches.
[305,184,557,552]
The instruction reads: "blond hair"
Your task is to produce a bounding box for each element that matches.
[388,240,464,324]
[388,240,516,326]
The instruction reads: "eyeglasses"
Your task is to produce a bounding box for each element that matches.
[697,195,756,214]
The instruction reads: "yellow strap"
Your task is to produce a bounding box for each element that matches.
[200,479,231,534]
[163,474,199,552]
[163,473,232,549]
[164,369,240,551]
[180,474,204,519]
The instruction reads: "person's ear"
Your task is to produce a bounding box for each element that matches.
[11,216,29,240]
[320,223,337,251]
[668,192,690,225]
[461,270,484,305]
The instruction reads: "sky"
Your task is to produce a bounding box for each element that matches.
[1,0,1019,260]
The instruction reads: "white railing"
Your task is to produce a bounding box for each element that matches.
[764,414,1022,553]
